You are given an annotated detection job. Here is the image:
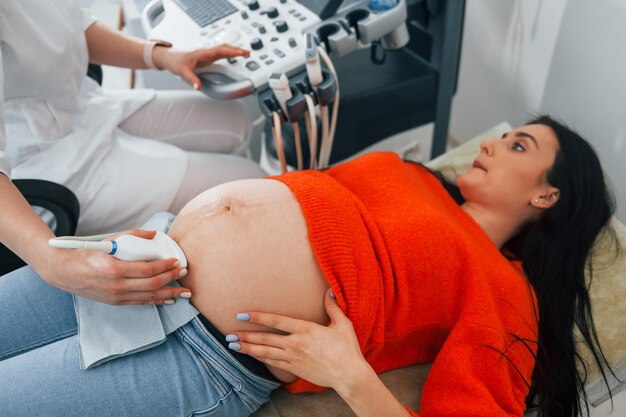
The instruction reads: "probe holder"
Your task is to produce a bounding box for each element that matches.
[261,69,337,168]
[258,68,336,125]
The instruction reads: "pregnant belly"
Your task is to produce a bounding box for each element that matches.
[168,179,330,382]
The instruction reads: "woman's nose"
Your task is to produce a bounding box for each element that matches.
[480,139,495,156]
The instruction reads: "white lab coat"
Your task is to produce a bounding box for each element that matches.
[0,0,187,234]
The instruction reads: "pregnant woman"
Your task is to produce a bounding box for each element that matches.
[0,116,615,417]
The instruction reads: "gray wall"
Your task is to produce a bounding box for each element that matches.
[540,0,626,221]
[450,0,625,222]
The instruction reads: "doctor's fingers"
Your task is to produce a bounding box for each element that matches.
[196,44,250,64]
[115,266,190,293]
[114,287,190,305]
[180,46,249,89]
[117,257,183,278]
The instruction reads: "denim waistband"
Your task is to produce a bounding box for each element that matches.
[197,314,279,382]
[175,317,281,410]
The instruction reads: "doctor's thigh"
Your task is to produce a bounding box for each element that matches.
[118,90,267,214]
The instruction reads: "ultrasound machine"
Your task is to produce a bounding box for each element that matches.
[141,0,465,170]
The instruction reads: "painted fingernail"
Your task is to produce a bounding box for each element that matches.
[173,260,181,268]
[225,334,239,342]
[179,292,192,298]
[236,313,250,321]
[164,299,175,305]
[228,342,241,351]
[179,268,188,277]
[329,289,335,299]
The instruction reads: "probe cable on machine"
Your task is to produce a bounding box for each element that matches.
[320,104,330,168]
[292,118,303,170]
[304,93,318,170]
[271,111,287,174]
[317,46,340,169]
[304,33,325,170]
[268,73,293,174]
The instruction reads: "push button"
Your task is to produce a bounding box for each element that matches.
[245,61,261,71]
[213,30,241,44]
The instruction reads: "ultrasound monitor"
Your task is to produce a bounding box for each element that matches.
[296,0,345,19]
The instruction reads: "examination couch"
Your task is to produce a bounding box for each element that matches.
[251,124,626,416]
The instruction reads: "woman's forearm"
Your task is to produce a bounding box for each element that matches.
[335,363,413,417]
[84,21,151,69]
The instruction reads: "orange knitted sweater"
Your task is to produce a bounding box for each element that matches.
[273,152,538,416]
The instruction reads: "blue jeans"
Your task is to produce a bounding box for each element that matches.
[0,267,280,416]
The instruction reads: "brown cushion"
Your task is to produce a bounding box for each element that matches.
[252,365,430,417]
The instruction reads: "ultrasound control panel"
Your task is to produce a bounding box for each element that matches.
[143,0,320,96]
[142,0,407,99]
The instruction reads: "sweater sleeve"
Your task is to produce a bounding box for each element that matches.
[414,320,535,417]
[0,45,10,178]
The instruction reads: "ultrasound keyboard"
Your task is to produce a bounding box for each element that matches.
[171,0,237,28]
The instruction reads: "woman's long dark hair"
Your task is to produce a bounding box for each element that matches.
[433,115,616,416]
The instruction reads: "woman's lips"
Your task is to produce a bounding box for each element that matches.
[472,159,487,171]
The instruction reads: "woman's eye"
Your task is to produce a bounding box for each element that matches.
[512,142,526,152]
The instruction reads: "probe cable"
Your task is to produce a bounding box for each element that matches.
[320,105,330,168]
[317,46,340,168]
[292,120,303,170]
[271,111,288,174]
[304,94,318,170]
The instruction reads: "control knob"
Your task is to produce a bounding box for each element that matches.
[274,20,289,33]
[266,7,279,18]
[250,37,264,50]
[247,1,260,11]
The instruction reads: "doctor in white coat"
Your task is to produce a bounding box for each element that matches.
[0,0,266,305]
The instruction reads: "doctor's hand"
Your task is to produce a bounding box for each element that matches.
[42,229,191,306]
[152,44,251,91]
[229,289,373,391]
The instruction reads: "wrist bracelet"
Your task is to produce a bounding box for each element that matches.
[143,40,172,70]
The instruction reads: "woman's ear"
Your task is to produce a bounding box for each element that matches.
[531,188,560,209]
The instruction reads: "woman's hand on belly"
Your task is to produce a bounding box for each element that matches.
[227,289,371,391]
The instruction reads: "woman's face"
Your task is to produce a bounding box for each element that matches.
[457,124,560,213]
